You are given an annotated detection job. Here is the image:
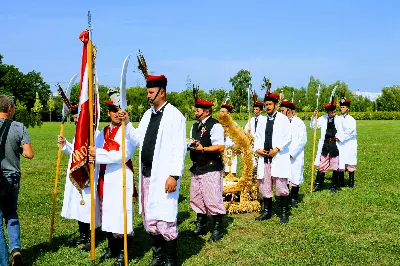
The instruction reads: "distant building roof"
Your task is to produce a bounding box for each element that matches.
[352,91,381,101]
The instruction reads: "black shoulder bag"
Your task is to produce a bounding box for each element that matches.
[0,119,13,210]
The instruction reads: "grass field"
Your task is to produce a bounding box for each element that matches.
[10,119,400,265]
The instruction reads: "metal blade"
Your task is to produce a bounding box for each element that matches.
[62,73,78,118]
[120,55,131,110]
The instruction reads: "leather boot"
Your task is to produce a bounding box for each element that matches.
[112,237,125,266]
[186,213,208,237]
[330,171,339,194]
[280,196,289,224]
[255,198,272,221]
[149,234,166,266]
[68,221,86,246]
[339,171,345,187]
[313,171,325,192]
[290,186,299,208]
[80,223,91,252]
[348,171,355,188]
[100,233,118,261]
[209,214,224,242]
[165,239,178,266]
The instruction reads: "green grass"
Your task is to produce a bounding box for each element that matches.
[11,120,400,265]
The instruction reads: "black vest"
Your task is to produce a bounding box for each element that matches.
[264,113,276,163]
[322,117,339,157]
[189,117,223,175]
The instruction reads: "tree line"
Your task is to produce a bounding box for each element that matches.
[0,55,399,127]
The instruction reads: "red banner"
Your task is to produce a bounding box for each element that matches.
[69,30,91,195]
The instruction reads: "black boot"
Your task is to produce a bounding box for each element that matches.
[80,223,91,252]
[100,233,118,261]
[68,221,86,246]
[339,171,345,187]
[348,171,355,188]
[280,196,289,224]
[186,213,208,236]
[209,214,224,242]
[330,171,339,194]
[112,237,125,266]
[313,171,325,192]
[290,186,299,208]
[255,198,272,221]
[149,234,166,266]
[165,239,178,266]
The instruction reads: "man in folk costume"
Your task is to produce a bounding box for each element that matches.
[187,88,226,242]
[220,103,238,177]
[123,73,186,266]
[280,100,307,208]
[310,93,344,194]
[245,92,266,137]
[57,105,101,252]
[88,97,139,265]
[338,97,357,188]
[254,90,292,224]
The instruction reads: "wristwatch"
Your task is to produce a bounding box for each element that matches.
[171,176,180,181]
[202,147,205,153]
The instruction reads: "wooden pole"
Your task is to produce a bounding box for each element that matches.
[87,38,96,261]
[310,115,318,193]
[49,123,64,243]
[121,120,128,265]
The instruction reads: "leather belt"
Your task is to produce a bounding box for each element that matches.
[196,160,216,167]
[325,137,337,142]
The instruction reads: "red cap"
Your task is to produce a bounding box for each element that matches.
[323,102,337,111]
[105,101,119,112]
[254,101,264,109]
[146,74,167,89]
[195,98,214,108]
[280,100,296,110]
[221,103,234,112]
[264,93,280,103]
[339,97,351,107]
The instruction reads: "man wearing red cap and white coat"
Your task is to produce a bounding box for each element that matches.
[187,87,226,242]
[254,90,292,224]
[310,96,344,194]
[58,105,101,252]
[279,100,307,208]
[124,74,186,266]
[88,97,139,265]
[245,101,266,137]
[338,97,357,188]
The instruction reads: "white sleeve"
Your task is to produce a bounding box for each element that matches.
[168,115,187,176]
[126,122,140,147]
[210,123,225,145]
[61,139,73,155]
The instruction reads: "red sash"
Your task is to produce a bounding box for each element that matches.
[98,124,137,201]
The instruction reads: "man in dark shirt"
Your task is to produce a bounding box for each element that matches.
[0,95,34,266]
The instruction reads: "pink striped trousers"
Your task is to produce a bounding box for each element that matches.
[258,162,289,198]
[190,171,226,215]
[141,175,178,241]
[318,154,339,173]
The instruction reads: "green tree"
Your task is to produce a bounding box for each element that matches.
[32,92,43,127]
[47,94,55,122]
[229,69,252,112]
[14,100,30,127]
[376,85,400,111]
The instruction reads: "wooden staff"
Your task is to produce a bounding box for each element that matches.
[310,113,318,193]
[87,36,96,262]
[121,120,128,266]
[49,123,64,243]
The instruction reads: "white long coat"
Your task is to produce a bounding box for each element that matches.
[337,114,357,166]
[94,125,138,234]
[310,114,345,169]
[61,139,101,226]
[133,103,186,223]
[289,116,307,185]
[254,112,292,180]
[244,115,266,136]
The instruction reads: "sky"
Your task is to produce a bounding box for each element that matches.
[1,0,399,96]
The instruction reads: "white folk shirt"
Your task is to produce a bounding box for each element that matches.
[338,114,357,166]
[61,138,101,226]
[244,115,266,136]
[288,116,307,185]
[94,125,138,234]
[129,103,187,223]
[189,116,225,145]
[310,114,345,170]
[254,112,292,180]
